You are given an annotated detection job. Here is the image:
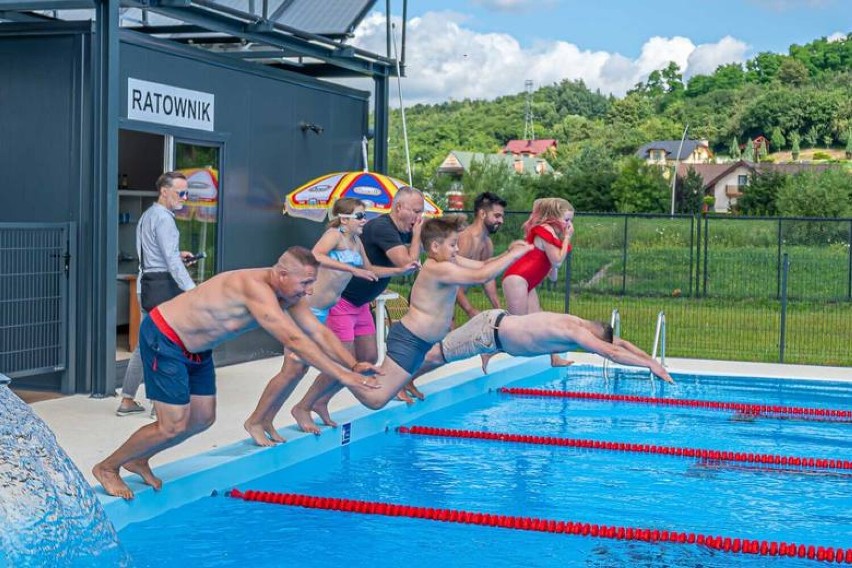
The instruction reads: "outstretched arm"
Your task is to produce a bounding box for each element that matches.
[245,281,380,388]
[573,329,674,384]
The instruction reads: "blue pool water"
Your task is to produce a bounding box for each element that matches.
[118,367,852,567]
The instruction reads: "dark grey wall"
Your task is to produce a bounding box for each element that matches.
[0,34,85,223]
[120,33,371,365]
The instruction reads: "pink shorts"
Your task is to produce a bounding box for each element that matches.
[325,297,375,342]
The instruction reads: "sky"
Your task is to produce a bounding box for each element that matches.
[346,0,850,106]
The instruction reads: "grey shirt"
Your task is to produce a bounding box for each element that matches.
[136,202,196,293]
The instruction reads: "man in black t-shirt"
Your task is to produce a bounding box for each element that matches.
[290,187,425,432]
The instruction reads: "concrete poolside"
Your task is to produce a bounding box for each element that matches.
[27,353,852,488]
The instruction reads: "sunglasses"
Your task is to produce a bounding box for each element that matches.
[177,190,189,199]
[338,212,367,220]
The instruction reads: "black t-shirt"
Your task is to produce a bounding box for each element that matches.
[341,214,412,306]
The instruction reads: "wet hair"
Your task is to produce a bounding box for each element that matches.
[474,192,507,214]
[591,321,614,343]
[421,214,467,250]
[327,197,365,228]
[522,197,573,237]
[156,171,187,193]
[392,186,424,207]
[274,246,319,273]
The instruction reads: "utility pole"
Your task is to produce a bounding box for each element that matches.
[523,79,535,140]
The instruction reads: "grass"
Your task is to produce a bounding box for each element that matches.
[389,214,851,367]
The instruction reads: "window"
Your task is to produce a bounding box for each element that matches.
[174,142,220,282]
[737,175,748,186]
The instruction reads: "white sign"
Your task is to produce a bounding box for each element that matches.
[127,78,215,131]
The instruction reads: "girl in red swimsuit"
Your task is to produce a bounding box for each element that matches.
[502,197,575,367]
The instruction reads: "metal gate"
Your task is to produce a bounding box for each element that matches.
[0,223,71,380]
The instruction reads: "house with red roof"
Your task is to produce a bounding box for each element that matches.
[502,139,558,158]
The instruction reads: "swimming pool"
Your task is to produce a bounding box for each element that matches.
[112,360,852,566]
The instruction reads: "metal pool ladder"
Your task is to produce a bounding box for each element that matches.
[650,310,667,382]
[602,309,621,381]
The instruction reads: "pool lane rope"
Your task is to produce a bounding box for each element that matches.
[226,489,852,563]
[499,388,852,423]
[396,426,852,473]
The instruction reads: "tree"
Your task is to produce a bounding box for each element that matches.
[677,167,705,214]
[791,132,801,160]
[846,129,852,159]
[758,139,769,161]
[742,138,755,162]
[729,136,741,159]
[611,157,669,213]
[777,169,852,218]
[803,125,819,148]
[770,126,786,151]
[776,58,810,86]
[738,170,787,216]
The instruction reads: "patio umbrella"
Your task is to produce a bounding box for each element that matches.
[283,171,442,222]
[174,167,218,280]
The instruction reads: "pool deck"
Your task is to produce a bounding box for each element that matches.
[30,352,851,490]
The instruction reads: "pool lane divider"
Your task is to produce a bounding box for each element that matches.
[499,388,852,423]
[396,426,852,473]
[226,489,852,563]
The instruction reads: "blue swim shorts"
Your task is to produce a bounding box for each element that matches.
[139,308,215,405]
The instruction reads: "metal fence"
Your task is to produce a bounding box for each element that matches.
[0,223,70,378]
[405,211,852,367]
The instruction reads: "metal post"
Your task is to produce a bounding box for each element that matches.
[621,215,628,296]
[688,215,694,297]
[372,74,389,173]
[847,220,851,300]
[92,0,120,395]
[702,215,709,297]
[779,253,790,363]
[777,218,783,299]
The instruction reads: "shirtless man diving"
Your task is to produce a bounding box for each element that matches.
[93,247,380,499]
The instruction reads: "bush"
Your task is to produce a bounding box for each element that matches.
[812,151,832,160]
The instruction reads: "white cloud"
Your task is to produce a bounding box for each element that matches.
[686,36,750,77]
[347,12,751,105]
[827,31,848,42]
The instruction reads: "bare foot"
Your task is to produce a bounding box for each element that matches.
[291,405,321,435]
[123,458,163,491]
[92,463,134,500]
[396,389,414,404]
[244,420,284,446]
[480,353,494,374]
[311,403,337,428]
[405,382,425,401]
[550,354,574,367]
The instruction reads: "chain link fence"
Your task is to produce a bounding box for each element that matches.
[391,212,852,367]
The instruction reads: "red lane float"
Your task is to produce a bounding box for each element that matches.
[498,388,852,423]
[226,489,851,563]
[396,426,852,473]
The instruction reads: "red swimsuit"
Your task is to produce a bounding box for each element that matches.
[504,225,571,290]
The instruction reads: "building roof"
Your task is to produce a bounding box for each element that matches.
[438,151,554,175]
[502,139,558,156]
[636,139,708,160]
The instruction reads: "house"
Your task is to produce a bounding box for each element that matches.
[677,161,835,212]
[502,139,558,158]
[437,151,554,179]
[636,139,713,167]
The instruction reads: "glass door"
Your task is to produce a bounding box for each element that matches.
[173,141,221,282]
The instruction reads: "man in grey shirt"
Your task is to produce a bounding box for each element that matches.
[117,171,196,415]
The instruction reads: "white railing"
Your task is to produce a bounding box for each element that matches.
[650,311,667,381]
